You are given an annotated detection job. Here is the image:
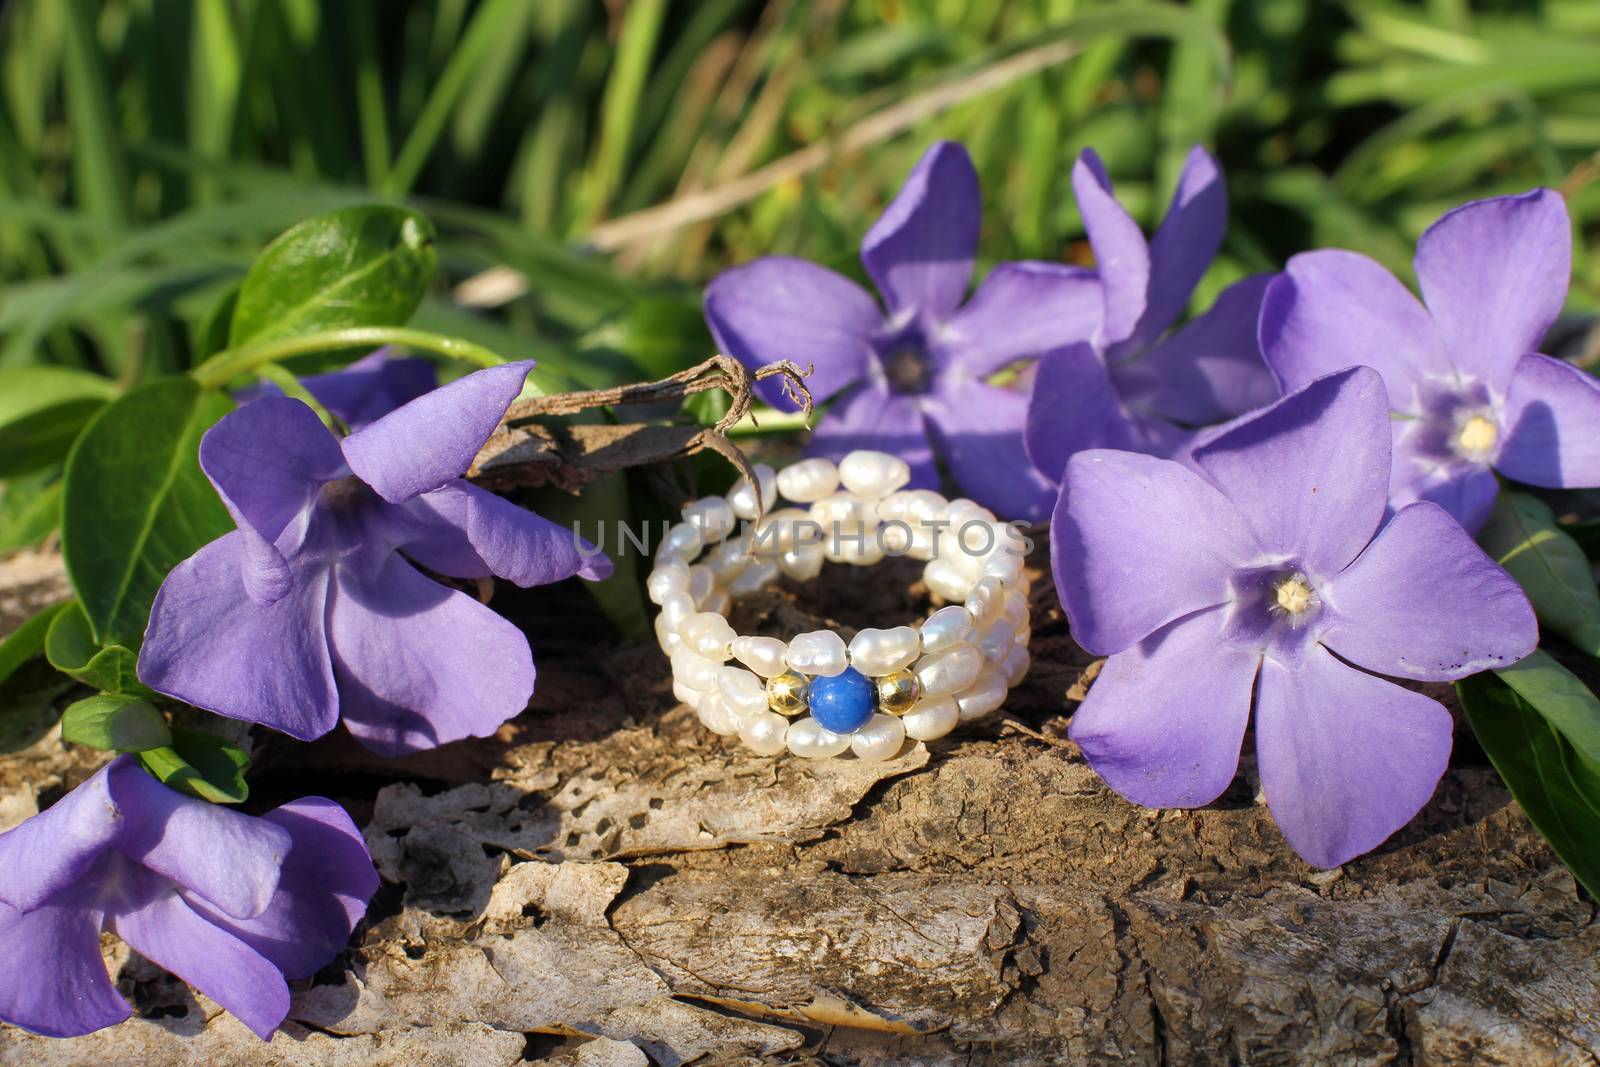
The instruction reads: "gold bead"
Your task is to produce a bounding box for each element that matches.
[876,669,920,715]
[766,670,809,716]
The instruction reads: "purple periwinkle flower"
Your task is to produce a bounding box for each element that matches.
[139,361,611,756]
[706,141,1101,521]
[1260,189,1599,532]
[1027,147,1279,479]
[239,348,438,428]
[0,756,376,1039]
[1054,366,1536,867]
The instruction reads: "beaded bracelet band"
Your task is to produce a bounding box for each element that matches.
[649,449,1032,762]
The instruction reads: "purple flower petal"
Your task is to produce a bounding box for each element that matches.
[399,480,611,585]
[299,350,438,428]
[1114,274,1279,425]
[198,398,348,604]
[104,756,290,921]
[1025,343,1139,483]
[1321,502,1536,681]
[110,874,290,1041]
[1497,353,1600,488]
[922,379,1057,521]
[139,532,339,743]
[1255,644,1453,868]
[342,360,533,503]
[805,381,938,490]
[327,552,536,756]
[861,141,979,322]
[1388,423,1501,533]
[1054,448,1258,655]
[1070,605,1259,807]
[0,759,124,911]
[1191,367,1390,577]
[935,262,1103,378]
[1072,149,1150,349]
[237,350,439,429]
[1139,145,1228,351]
[1259,250,1451,402]
[1415,189,1571,394]
[0,899,127,1037]
[704,256,881,411]
[189,798,376,980]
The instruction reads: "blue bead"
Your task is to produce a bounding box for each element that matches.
[807,667,876,734]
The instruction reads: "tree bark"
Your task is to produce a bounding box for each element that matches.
[1,548,1595,1066]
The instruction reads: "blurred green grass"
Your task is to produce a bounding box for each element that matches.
[1,0,1596,390]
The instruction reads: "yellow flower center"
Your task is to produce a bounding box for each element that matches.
[1272,574,1317,618]
[1454,414,1498,459]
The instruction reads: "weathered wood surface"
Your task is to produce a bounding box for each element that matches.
[0,547,1596,1066]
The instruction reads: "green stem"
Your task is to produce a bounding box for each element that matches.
[191,327,512,389]
[255,363,343,432]
[726,408,814,437]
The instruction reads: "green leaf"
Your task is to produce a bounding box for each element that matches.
[1459,672,1600,899]
[61,378,234,647]
[0,469,65,554]
[138,727,249,804]
[1493,649,1600,765]
[44,601,157,697]
[0,600,70,689]
[0,366,118,477]
[228,205,438,350]
[61,693,171,752]
[1477,492,1600,656]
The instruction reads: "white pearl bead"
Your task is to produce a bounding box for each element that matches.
[848,626,920,675]
[828,530,885,566]
[980,551,1025,586]
[671,678,700,708]
[956,667,1008,721]
[924,557,975,602]
[839,450,912,499]
[697,691,737,735]
[946,499,997,529]
[903,695,959,741]
[785,629,848,677]
[683,612,736,660]
[717,666,768,718]
[728,557,780,597]
[965,576,1005,627]
[978,619,1018,662]
[659,592,695,630]
[916,641,983,697]
[1002,589,1029,630]
[850,713,907,763]
[750,507,815,556]
[920,605,975,653]
[739,710,790,755]
[654,615,684,654]
[904,525,940,560]
[728,463,778,520]
[1001,643,1031,686]
[704,538,750,582]
[776,458,840,503]
[731,636,788,677]
[682,495,735,543]
[656,521,703,564]
[701,588,732,618]
[671,645,721,690]
[810,492,874,529]
[785,717,852,758]
[879,522,913,555]
[688,564,716,605]
[647,563,690,605]
[779,541,825,581]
